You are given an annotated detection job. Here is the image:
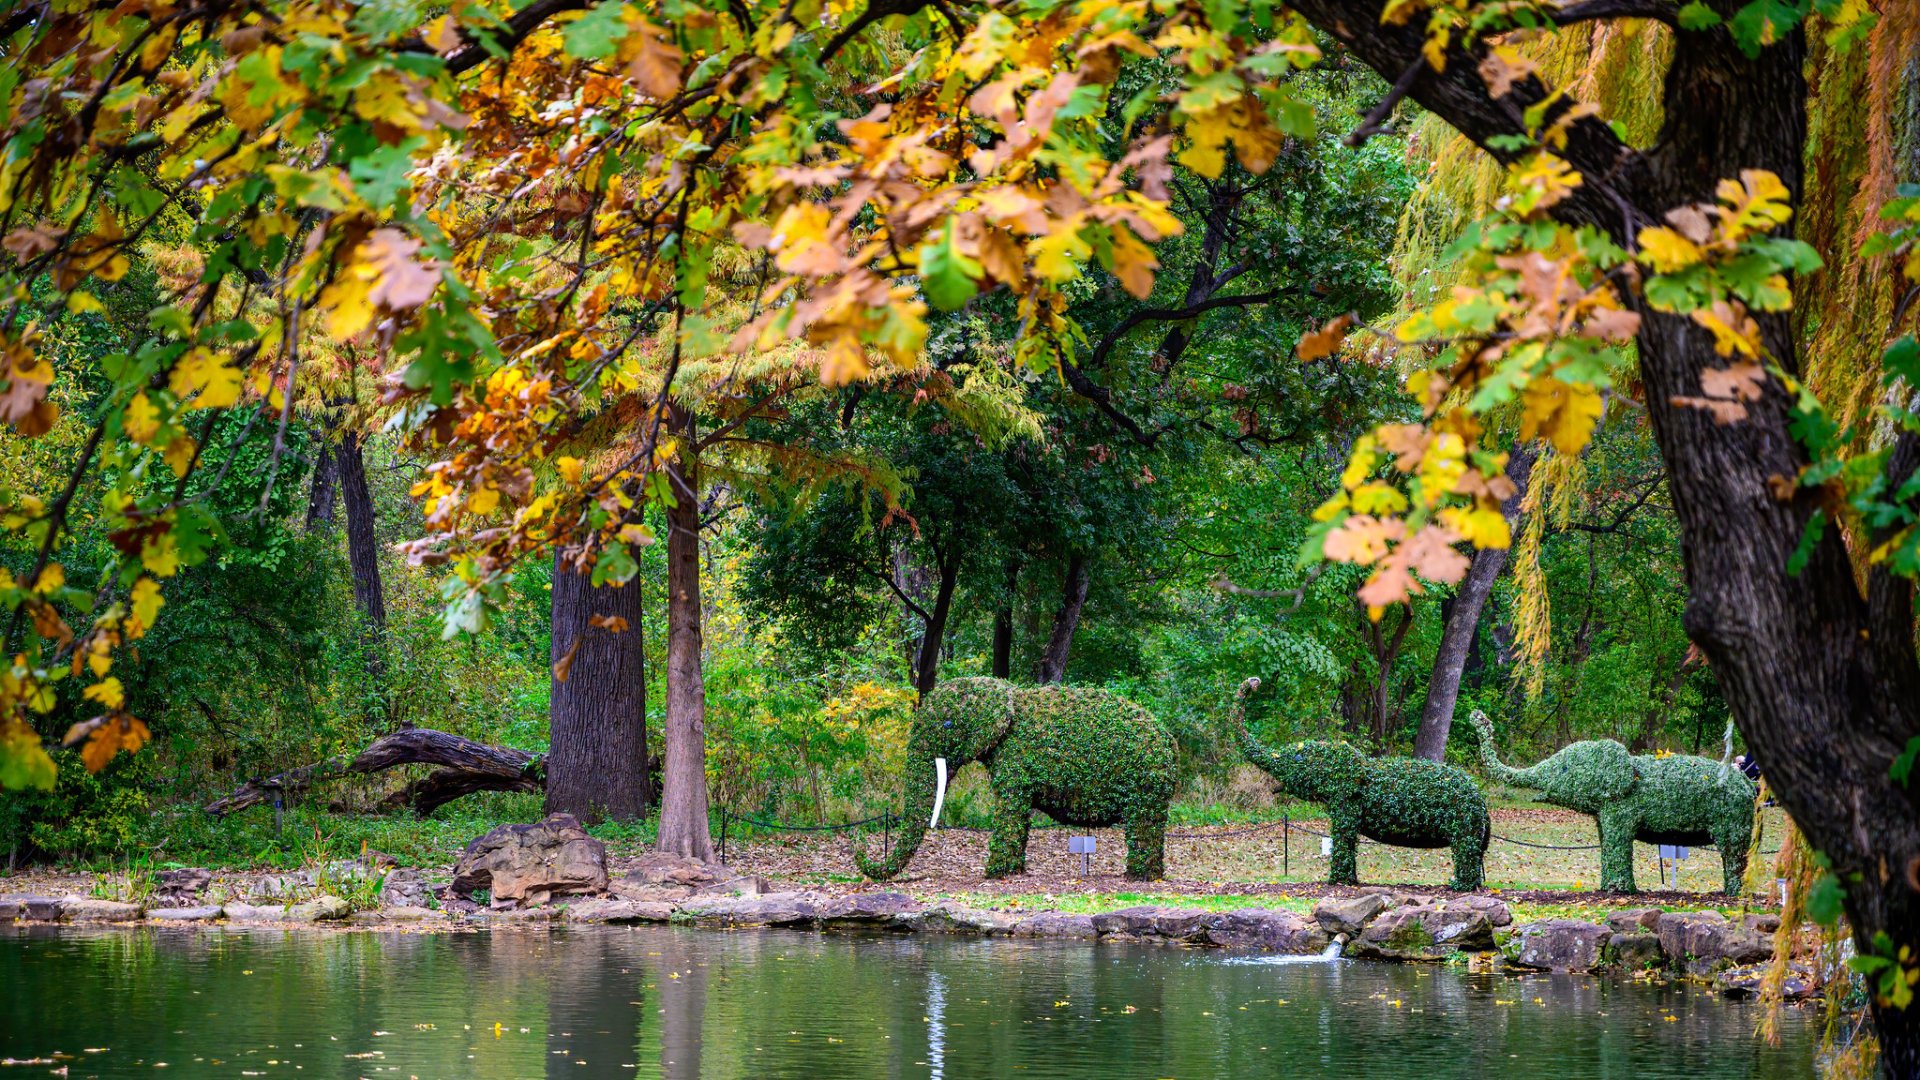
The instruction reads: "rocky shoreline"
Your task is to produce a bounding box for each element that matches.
[3,813,1821,1004]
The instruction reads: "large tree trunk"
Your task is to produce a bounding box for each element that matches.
[1414,447,1536,760]
[546,550,651,823]
[912,551,959,696]
[337,430,386,634]
[657,403,714,862]
[991,558,1018,679]
[1034,554,1089,683]
[1280,3,1920,1067]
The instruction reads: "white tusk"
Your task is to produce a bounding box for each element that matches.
[930,757,948,830]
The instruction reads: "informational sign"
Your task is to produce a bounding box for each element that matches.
[1320,837,1333,857]
[1658,845,1689,861]
[1069,836,1096,877]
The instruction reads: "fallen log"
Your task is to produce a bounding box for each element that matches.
[205,728,545,817]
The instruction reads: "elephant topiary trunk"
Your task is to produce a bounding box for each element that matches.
[1233,678,1491,891]
[1467,710,1756,894]
[855,678,1177,881]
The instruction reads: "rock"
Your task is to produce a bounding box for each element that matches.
[1655,911,1772,976]
[61,898,144,922]
[568,899,675,924]
[1717,961,1818,1001]
[287,895,351,922]
[679,892,834,928]
[373,906,451,923]
[609,881,695,903]
[222,903,290,922]
[0,897,26,920]
[1508,919,1610,972]
[154,868,213,907]
[1606,908,1662,933]
[452,813,609,908]
[625,853,725,888]
[466,906,561,925]
[246,872,315,901]
[379,869,437,910]
[694,875,773,898]
[819,891,921,926]
[20,896,63,921]
[1313,893,1392,936]
[912,902,1020,936]
[1348,903,1495,961]
[1445,895,1512,928]
[1744,913,1782,935]
[1088,906,1207,942]
[1608,932,1665,969]
[1011,912,1099,940]
[1201,908,1330,953]
[149,905,223,922]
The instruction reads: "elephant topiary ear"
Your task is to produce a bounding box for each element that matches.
[1589,740,1637,802]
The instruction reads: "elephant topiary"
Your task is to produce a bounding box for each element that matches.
[854,677,1177,881]
[1232,678,1491,891]
[1466,710,1755,894]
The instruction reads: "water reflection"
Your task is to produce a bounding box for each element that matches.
[0,924,1814,1079]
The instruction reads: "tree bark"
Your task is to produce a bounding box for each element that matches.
[203,728,544,817]
[546,550,651,823]
[336,430,386,634]
[1034,554,1090,683]
[1278,3,1920,1067]
[305,438,338,532]
[1414,447,1536,760]
[657,402,714,862]
[991,558,1019,679]
[912,550,959,696]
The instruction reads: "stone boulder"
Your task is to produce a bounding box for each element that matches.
[1012,912,1099,939]
[379,869,437,910]
[1606,908,1662,933]
[1607,932,1664,969]
[1445,895,1512,928]
[568,899,676,924]
[288,895,351,922]
[1717,961,1818,1001]
[625,853,725,888]
[817,891,921,926]
[452,814,609,908]
[678,892,837,928]
[1508,919,1610,972]
[1313,893,1393,936]
[375,906,451,923]
[154,868,213,908]
[1655,911,1772,976]
[60,897,144,922]
[222,903,289,922]
[611,881,696,903]
[1348,903,1495,961]
[1201,908,1329,953]
[1087,906,1210,943]
[695,875,773,898]
[150,905,223,922]
[910,902,1020,936]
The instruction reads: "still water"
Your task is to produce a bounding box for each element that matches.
[2,924,1814,1078]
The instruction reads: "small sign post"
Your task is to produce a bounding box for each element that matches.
[1068,835,1096,877]
[1657,844,1688,887]
[1320,836,1333,857]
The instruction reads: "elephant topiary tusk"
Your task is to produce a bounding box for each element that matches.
[930,757,947,830]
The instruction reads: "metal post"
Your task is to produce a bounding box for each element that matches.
[883,812,891,858]
[1282,811,1289,878]
[718,808,728,866]
[273,794,284,837]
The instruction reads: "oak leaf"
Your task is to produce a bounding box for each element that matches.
[1296,313,1354,361]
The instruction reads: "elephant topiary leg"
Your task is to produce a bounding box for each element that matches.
[1124,812,1167,880]
[1596,810,1638,892]
[984,794,1033,879]
[1449,831,1486,892]
[1328,810,1361,885]
[1715,822,1751,896]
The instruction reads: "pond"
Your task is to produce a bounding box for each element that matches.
[2,925,1814,1078]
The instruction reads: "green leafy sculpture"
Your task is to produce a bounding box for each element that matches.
[855,677,1177,880]
[1466,710,1755,894]
[1232,679,1490,891]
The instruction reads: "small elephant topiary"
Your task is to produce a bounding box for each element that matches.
[1232,679,1491,890]
[855,677,1178,881]
[1467,710,1756,894]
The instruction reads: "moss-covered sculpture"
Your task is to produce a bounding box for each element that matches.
[1232,678,1490,890]
[1467,710,1755,894]
[854,677,1177,880]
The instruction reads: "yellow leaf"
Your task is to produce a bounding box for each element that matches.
[163,433,197,477]
[83,676,125,710]
[130,577,164,635]
[556,456,583,484]
[1177,106,1233,178]
[141,533,182,577]
[1635,226,1704,274]
[124,392,162,444]
[1519,377,1604,454]
[467,486,501,515]
[1440,504,1512,549]
[1030,227,1091,284]
[1107,226,1158,300]
[67,291,105,315]
[1350,481,1408,515]
[32,563,64,594]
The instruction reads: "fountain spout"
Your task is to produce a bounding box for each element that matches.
[1321,933,1348,961]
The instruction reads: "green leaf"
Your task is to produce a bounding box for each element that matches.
[1677,1,1722,28]
[563,1,632,60]
[1786,508,1826,577]
[1883,334,1920,387]
[1806,860,1845,924]
[919,219,983,313]
[591,542,639,587]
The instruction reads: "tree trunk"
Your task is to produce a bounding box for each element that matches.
[913,551,959,696]
[545,550,651,823]
[991,558,1018,679]
[203,728,544,817]
[1034,554,1089,683]
[657,403,714,862]
[337,430,386,634]
[305,438,338,532]
[1414,447,1536,760]
[1276,4,1920,1066]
